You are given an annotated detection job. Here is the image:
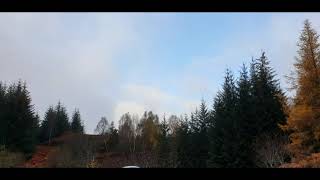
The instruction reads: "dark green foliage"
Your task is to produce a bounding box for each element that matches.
[251,53,287,135]
[157,115,170,167]
[175,115,192,168]
[234,64,256,167]
[189,100,210,167]
[208,69,238,167]
[39,102,70,143]
[71,109,84,134]
[0,81,39,154]
[55,102,70,136]
[207,53,287,168]
[39,106,56,143]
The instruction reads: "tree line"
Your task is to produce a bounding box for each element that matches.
[0,81,85,156]
[0,19,319,167]
[93,19,320,167]
[93,51,287,167]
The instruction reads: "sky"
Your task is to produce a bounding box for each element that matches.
[1,13,320,134]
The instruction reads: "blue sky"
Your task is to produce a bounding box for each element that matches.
[0,13,319,133]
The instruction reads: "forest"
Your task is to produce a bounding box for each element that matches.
[0,19,320,168]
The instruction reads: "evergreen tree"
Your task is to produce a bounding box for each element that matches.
[39,106,56,143]
[189,99,210,167]
[246,53,287,167]
[208,69,238,167]
[175,115,192,168]
[252,52,287,136]
[33,113,41,145]
[235,64,256,167]
[157,114,170,167]
[39,102,70,143]
[0,82,8,148]
[55,101,70,137]
[71,109,84,134]
[6,81,38,153]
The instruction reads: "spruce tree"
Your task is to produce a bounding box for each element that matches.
[39,106,56,143]
[235,64,256,167]
[157,115,170,167]
[252,52,287,136]
[175,115,192,168]
[55,101,70,137]
[189,100,210,167]
[208,69,238,167]
[248,53,288,166]
[40,102,70,143]
[6,81,38,153]
[71,109,84,134]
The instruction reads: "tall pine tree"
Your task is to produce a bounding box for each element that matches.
[71,109,84,134]
[157,114,170,167]
[5,81,39,154]
[189,99,210,167]
[235,64,256,167]
[175,115,192,168]
[39,102,70,143]
[55,101,70,137]
[208,69,238,167]
[252,52,287,136]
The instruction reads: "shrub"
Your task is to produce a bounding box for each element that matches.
[0,147,25,168]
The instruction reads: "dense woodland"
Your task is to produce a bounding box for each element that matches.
[0,19,320,168]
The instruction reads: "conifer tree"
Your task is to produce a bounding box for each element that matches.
[235,64,256,167]
[283,19,320,157]
[6,81,38,153]
[40,106,56,143]
[175,115,192,168]
[246,53,288,166]
[71,109,84,134]
[208,69,238,167]
[40,102,70,143]
[0,82,8,148]
[55,101,70,137]
[252,52,287,136]
[157,114,170,167]
[189,100,210,167]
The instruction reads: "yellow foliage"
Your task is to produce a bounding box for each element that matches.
[87,159,98,168]
[280,153,320,168]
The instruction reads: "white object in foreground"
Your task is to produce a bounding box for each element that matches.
[122,166,140,168]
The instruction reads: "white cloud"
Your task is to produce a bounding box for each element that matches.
[113,83,196,127]
[0,13,146,134]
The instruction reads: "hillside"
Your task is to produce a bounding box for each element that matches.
[20,132,148,168]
